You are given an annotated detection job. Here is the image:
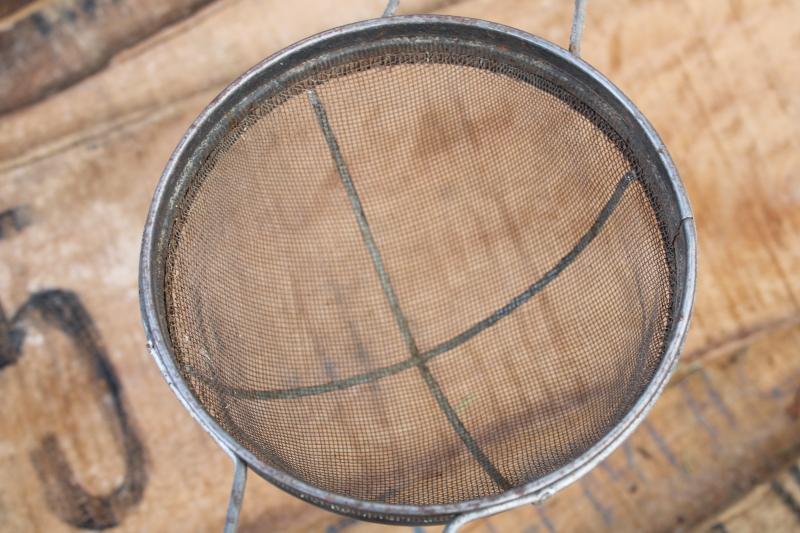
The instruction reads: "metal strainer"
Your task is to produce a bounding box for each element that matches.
[140,1,696,530]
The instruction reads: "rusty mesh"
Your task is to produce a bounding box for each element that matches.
[163,47,673,507]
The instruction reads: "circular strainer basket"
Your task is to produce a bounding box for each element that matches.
[140,3,695,531]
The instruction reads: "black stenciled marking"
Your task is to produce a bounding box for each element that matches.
[697,370,736,426]
[0,206,31,241]
[642,420,687,476]
[29,11,52,36]
[771,479,800,523]
[0,290,147,529]
[679,380,719,443]
[623,440,645,481]
[80,0,97,16]
[790,464,800,489]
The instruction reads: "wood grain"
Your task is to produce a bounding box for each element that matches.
[0,0,216,115]
[0,0,798,531]
[693,458,800,533]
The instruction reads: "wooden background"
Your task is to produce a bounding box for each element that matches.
[1,0,798,531]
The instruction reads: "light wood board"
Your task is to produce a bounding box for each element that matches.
[0,0,798,531]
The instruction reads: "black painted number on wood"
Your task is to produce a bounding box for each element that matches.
[0,290,147,529]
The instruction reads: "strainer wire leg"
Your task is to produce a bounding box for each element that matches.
[382,0,399,17]
[307,88,511,489]
[223,454,248,533]
[569,0,588,57]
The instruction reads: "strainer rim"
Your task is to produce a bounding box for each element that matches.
[139,13,696,522]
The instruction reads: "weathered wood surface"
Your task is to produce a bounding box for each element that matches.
[0,0,216,114]
[0,0,798,531]
[693,457,800,533]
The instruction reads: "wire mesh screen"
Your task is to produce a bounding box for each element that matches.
[164,46,673,507]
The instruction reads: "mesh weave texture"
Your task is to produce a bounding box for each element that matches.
[164,47,673,507]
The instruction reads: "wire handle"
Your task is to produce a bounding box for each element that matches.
[443,489,555,532]
[384,0,588,56]
[224,454,248,533]
[383,0,399,17]
[568,0,588,56]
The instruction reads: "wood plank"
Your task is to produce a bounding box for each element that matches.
[0,0,216,115]
[0,0,798,531]
[0,0,36,20]
[693,457,800,533]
